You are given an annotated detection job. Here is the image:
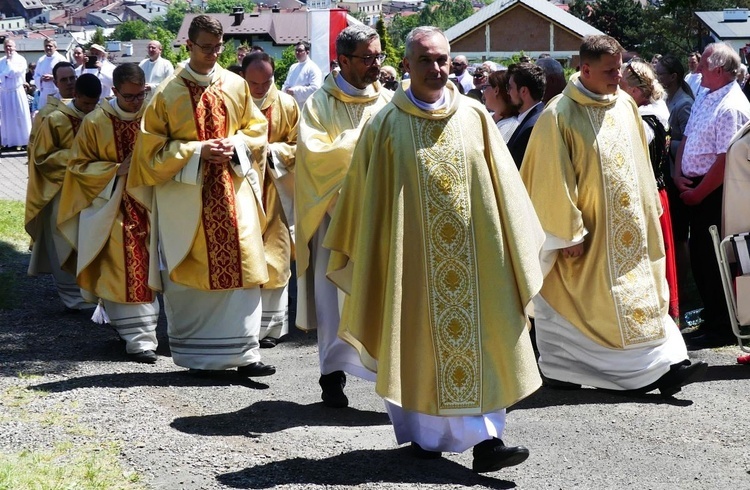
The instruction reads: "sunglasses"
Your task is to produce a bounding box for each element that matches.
[473,73,486,78]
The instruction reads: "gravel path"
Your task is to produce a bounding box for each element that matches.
[1,245,750,490]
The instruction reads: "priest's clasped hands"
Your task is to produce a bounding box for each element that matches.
[201,138,236,164]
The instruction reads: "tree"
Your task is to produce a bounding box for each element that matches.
[418,0,473,31]
[274,44,298,88]
[89,28,106,48]
[376,17,401,69]
[160,0,193,35]
[205,0,254,14]
[111,20,151,42]
[388,13,419,49]
[568,0,645,51]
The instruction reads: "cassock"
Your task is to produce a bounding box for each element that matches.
[295,71,391,379]
[255,83,299,341]
[324,81,544,452]
[58,99,158,355]
[34,52,67,109]
[25,100,89,310]
[139,57,174,92]
[128,65,269,370]
[0,52,32,147]
[520,74,688,391]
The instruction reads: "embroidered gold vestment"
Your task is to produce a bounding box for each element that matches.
[295,71,392,284]
[324,83,544,416]
[58,101,153,304]
[520,74,668,349]
[128,67,269,292]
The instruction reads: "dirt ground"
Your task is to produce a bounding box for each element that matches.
[1,242,750,490]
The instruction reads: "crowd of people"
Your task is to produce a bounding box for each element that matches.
[19,14,750,476]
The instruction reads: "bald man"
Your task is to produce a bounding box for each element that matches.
[139,40,174,93]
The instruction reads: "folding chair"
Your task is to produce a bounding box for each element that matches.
[709,225,750,352]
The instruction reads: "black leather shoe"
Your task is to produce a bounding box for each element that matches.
[319,371,348,408]
[259,338,277,349]
[686,333,736,350]
[410,442,442,459]
[681,326,706,340]
[658,361,708,398]
[128,350,157,364]
[237,361,276,377]
[472,438,530,473]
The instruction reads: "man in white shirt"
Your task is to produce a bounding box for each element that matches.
[684,51,702,97]
[282,42,322,106]
[78,44,115,99]
[451,55,473,94]
[34,39,67,109]
[139,40,174,93]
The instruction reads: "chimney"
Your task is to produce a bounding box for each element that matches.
[232,6,244,25]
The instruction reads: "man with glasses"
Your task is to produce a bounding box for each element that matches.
[129,15,274,378]
[521,35,706,397]
[296,24,391,408]
[241,51,300,348]
[325,26,544,471]
[282,42,322,106]
[451,54,473,93]
[57,64,160,363]
[506,62,545,169]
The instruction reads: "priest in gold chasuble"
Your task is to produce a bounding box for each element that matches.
[57,64,159,363]
[25,64,93,312]
[324,27,544,471]
[295,25,392,408]
[520,35,704,397]
[128,15,275,377]
[242,52,300,347]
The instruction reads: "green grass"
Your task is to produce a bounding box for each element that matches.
[0,442,143,490]
[0,199,28,309]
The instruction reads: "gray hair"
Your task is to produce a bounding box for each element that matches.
[705,42,741,76]
[336,25,379,58]
[405,26,447,58]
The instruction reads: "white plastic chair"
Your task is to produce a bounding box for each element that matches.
[709,225,750,352]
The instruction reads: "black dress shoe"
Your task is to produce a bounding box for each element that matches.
[686,333,736,351]
[128,350,157,364]
[259,337,277,349]
[237,361,276,377]
[410,442,442,459]
[319,371,348,408]
[472,438,530,473]
[658,360,708,398]
[541,374,581,390]
[681,326,706,340]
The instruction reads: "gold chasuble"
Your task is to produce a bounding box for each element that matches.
[295,71,392,285]
[25,99,75,241]
[520,74,668,349]
[58,101,153,304]
[324,83,544,416]
[27,95,61,161]
[257,84,299,288]
[128,67,268,292]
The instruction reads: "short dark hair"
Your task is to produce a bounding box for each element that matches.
[113,63,145,90]
[189,14,223,42]
[295,41,310,52]
[242,51,275,72]
[227,64,242,75]
[507,62,546,101]
[487,70,518,118]
[250,45,264,53]
[580,35,625,64]
[75,73,102,99]
[52,61,75,81]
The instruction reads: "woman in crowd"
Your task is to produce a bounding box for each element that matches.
[656,54,695,324]
[482,70,519,143]
[620,59,679,321]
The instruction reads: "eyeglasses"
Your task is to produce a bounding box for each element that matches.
[473,72,486,79]
[295,48,307,53]
[191,41,225,54]
[452,61,465,66]
[119,91,147,102]
[347,53,386,67]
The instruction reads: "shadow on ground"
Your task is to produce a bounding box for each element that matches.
[216,447,517,489]
[171,400,389,437]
